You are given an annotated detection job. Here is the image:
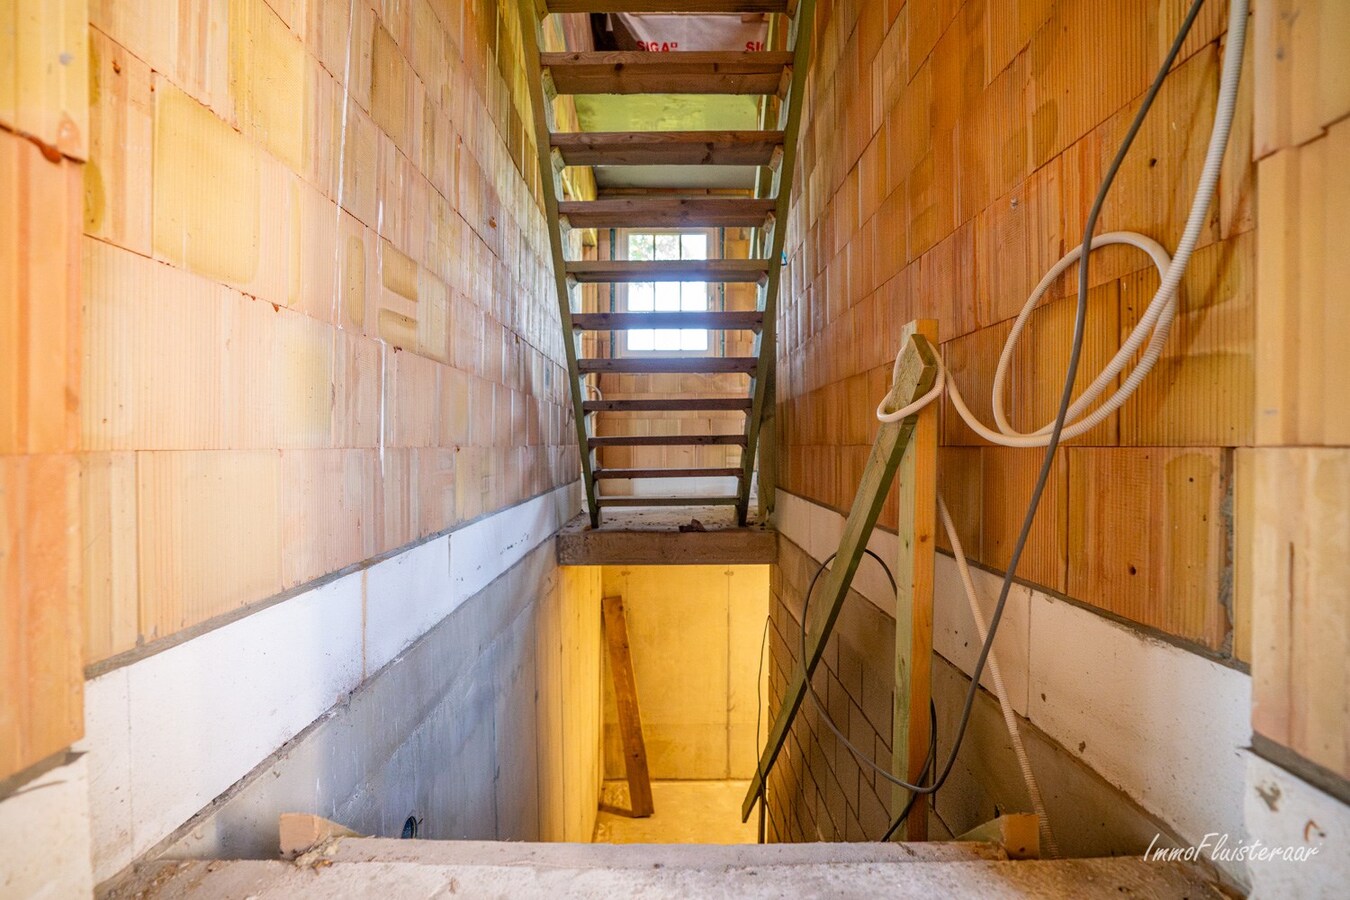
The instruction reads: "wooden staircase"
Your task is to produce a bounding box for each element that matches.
[517,1,816,527]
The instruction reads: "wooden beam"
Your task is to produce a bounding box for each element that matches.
[590,434,746,447]
[583,398,751,413]
[602,595,654,818]
[892,318,939,841]
[559,198,775,229]
[542,51,793,95]
[565,259,769,283]
[572,311,763,331]
[740,325,938,822]
[736,0,817,525]
[557,514,778,566]
[514,0,600,526]
[548,1,787,11]
[599,496,738,507]
[577,357,758,374]
[595,467,743,479]
[553,131,783,167]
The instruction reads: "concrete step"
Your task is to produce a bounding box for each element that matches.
[114,842,1229,900]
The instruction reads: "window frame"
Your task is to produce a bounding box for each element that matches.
[616,227,719,357]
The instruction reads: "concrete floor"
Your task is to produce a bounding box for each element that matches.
[593,780,758,844]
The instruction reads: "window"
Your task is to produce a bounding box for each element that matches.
[625,231,709,352]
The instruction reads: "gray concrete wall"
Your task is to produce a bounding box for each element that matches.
[765,535,1184,854]
[165,543,602,860]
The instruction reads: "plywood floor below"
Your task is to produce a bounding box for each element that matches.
[593,780,758,844]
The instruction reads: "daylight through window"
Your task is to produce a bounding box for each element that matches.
[626,231,709,352]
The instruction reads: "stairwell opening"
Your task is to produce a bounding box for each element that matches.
[592,564,770,845]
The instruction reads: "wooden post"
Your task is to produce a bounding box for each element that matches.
[892,318,939,840]
[602,594,654,817]
[740,321,939,821]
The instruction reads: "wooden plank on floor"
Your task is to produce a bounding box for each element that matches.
[553,131,783,167]
[572,311,764,331]
[602,594,654,818]
[542,51,793,95]
[559,198,775,229]
[957,814,1040,860]
[741,323,939,822]
[279,814,363,858]
[565,259,769,283]
[578,357,758,375]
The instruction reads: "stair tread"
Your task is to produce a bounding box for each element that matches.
[598,496,740,507]
[572,311,764,331]
[566,259,769,283]
[595,468,744,479]
[548,2,788,12]
[589,434,747,447]
[578,357,759,374]
[543,50,793,95]
[553,130,783,167]
[559,198,775,229]
[583,398,751,412]
[118,841,1231,900]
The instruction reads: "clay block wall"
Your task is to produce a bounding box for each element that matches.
[775,0,1253,659]
[769,0,1350,851]
[77,0,579,667]
[1243,0,1350,789]
[1,0,88,784]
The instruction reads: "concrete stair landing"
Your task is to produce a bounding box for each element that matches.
[113,837,1228,899]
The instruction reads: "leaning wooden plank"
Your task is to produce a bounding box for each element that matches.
[553,131,783,167]
[602,595,654,817]
[740,326,939,822]
[542,51,793,95]
[892,320,939,840]
[548,1,787,12]
[559,198,775,229]
[572,311,763,331]
[565,259,769,283]
[578,357,758,375]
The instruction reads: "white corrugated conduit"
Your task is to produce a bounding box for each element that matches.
[870,0,1249,859]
